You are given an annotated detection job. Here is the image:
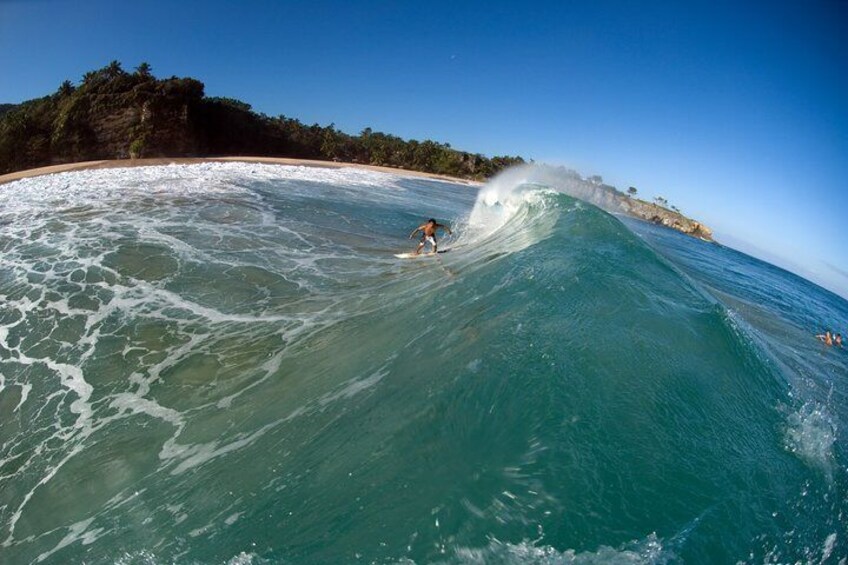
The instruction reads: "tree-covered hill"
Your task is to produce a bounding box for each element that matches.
[0,104,18,118]
[0,61,524,179]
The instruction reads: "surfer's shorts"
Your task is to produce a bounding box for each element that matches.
[421,235,436,246]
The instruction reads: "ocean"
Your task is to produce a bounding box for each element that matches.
[0,162,845,564]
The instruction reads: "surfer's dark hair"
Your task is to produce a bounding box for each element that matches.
[428,218,436,223]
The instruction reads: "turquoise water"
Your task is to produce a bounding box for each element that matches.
[0,163,845,564]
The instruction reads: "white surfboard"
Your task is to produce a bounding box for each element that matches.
[394,249,450,259]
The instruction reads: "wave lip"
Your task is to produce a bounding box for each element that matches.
[466,165,566,234]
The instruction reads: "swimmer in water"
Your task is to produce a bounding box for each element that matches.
[816,330,833,346]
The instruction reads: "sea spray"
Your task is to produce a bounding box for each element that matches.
[784,402,837,479]
[470,164,626,219]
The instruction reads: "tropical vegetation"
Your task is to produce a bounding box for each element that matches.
[0,61,524,179]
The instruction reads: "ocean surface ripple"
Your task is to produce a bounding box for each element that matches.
[0,163,845,564]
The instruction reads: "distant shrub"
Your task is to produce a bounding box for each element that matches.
[129,137,145,159]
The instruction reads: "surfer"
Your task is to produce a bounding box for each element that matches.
[409,218,452,255]
[816,331,833,346]
[835,333,843,347]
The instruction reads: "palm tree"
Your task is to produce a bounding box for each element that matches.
[135,62,152,78]
[57,80,74,97]
[105,60,124,78]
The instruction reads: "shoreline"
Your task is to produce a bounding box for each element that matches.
[0,157,483,187]
[0,156,716,243]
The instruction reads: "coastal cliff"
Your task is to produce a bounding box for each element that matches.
[619,197,714,241]
[590,187,714,242]
[504,166,715,242]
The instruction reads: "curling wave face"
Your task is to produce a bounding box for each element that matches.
[0,163,845,564]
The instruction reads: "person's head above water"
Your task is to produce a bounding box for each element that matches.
[428,218,436,224]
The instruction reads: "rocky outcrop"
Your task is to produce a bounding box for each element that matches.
[562,180,714,241]
[506,166,715,242]
[617,197,714,241]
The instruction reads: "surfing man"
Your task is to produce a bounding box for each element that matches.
[409,218,452,255]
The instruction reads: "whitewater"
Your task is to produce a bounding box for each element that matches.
[0,162,845,564]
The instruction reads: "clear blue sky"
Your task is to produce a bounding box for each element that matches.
[1,0,846,297]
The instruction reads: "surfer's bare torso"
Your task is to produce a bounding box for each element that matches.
[409,219,452,255]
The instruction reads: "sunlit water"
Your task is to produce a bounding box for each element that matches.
[0,163,845,564]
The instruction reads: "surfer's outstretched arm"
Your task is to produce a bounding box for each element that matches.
[435,223,452,235]
[409,225,425,238]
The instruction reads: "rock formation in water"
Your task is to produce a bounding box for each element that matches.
[618,196,713,241]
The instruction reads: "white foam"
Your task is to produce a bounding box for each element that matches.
[161,419,278,476]
[227,552,265,565]
[784,403,836,479]
[3,345,94,430]
[13,383,31,412]
[3,442,89,546]
[821,532,837,562]
[109,392,183,426]
[456,166,572,264]
[0,159,450,555]
[35,517,104,562]
[468,169,557,235]
[318,367,388,407]
[451,532,671,564]
[0,162,406,211]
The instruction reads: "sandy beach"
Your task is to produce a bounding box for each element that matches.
[0,157,482,186]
